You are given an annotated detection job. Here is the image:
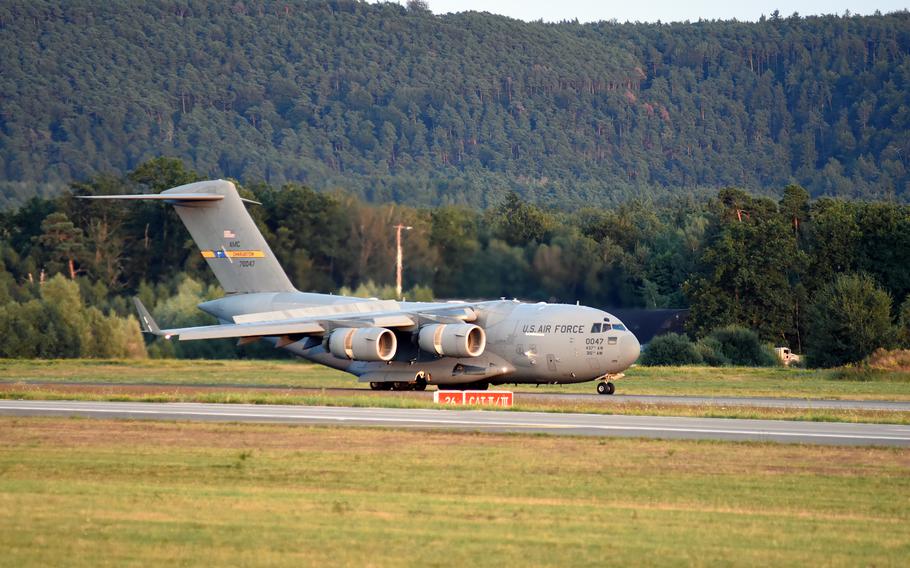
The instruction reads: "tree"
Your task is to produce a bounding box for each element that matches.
[406,0,431,12]
[429,206,480,297]
[779,184,810,238]
[35,212,86,278]
[490,192,553,247]
[806,273,894,367]
[685,189,804,343]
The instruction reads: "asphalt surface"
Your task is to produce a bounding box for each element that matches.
[4,381,910,411]
[2,400,909,446]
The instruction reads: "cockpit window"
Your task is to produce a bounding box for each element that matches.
[602,323,612,332]
[613,324,627,331]
[591,323,601,333]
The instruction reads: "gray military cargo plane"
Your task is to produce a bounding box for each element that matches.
[83,180,640,394]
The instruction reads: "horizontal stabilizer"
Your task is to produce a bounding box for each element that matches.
[79,193,224,202]
[80,179,286,293]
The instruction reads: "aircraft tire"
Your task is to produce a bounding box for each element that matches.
[369,382,382,391]
[597,381,615,395]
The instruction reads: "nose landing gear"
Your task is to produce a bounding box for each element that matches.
[596,372,623,395]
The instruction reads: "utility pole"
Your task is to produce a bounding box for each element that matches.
[393,223,412,300]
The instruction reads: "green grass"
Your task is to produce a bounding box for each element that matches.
[0,358,343,387]
[2,359,910,400]
[614,365,910,400]
[1,417,908,566]
[3,387,909,425]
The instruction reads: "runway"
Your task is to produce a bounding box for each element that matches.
[4,381,909,411]
[2,399,909,446]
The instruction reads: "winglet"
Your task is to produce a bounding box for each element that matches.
[133,297,163,336]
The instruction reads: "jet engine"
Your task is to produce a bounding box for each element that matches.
[328,327,397,361]
[418,323,486,358]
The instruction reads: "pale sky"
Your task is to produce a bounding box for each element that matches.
[376,1,908,23]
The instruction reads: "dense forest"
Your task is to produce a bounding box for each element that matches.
[1,1,909,208]
[1,158,909,364]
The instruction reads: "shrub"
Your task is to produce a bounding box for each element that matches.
[695,336,731,366]
[865,348,910,372]
[704,325,777,367]
[640,333,702,366]
[807,273,894,368]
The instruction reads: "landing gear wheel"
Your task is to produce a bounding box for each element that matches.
[597,381,615,395]
[369,382,381,391]
[413,382,427,391]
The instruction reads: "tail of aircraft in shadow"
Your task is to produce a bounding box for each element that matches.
[79,180,296,295]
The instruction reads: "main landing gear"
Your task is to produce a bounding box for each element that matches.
[369,373,429,391]
[596,381,615,395]
[369,381,427,391]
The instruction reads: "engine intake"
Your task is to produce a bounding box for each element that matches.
[328,327,397,361]
[418,324,486,358]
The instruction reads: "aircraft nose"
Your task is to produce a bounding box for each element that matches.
[620,332,641,368]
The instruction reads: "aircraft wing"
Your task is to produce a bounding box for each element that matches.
[133,298,490,341]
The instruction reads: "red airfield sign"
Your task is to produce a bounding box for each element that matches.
[433,390,513,407]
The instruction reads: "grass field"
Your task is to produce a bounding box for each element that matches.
[2,359,910,400]
[1,417,908,566]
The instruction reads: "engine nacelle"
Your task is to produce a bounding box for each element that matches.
[328,327,397,361]
[418,324,486,358]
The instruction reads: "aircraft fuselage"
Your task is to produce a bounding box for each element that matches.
[200,293,640,388]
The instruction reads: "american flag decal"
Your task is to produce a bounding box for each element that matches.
[223,230,236,238]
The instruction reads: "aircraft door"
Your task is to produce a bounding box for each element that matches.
[546,354,558,373]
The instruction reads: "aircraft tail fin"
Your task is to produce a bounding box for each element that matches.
[80,180,296,294]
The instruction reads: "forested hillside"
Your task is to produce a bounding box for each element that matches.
[1,1,908,207]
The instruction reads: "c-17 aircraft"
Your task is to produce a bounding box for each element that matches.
[83,180,640,394]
